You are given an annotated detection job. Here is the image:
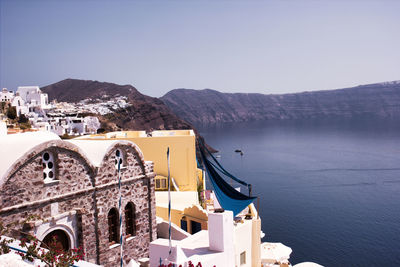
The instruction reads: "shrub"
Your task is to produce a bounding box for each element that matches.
[6,106,17,120]
[0,218,84,267]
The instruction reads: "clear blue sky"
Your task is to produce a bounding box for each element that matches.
[1,0,399,97]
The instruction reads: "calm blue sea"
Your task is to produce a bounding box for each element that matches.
[200,120,400,267]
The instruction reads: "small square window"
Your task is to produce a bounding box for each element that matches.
[161,179,167,189]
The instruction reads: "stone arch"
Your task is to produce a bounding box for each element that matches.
[0,140,97,189]
[37,223,76,250]
[99,141,147,176]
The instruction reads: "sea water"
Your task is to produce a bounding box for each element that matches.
[200,120,400,267]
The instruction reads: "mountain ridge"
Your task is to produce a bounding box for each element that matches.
[41,78,192,132]
[42,78,150,103]
[161,81,400,126]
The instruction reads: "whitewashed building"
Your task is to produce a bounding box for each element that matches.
[16,86,50,111]
[150,207,262,267]
[1,85,101,136]
[11,94,28,116]
[1,88,14,102]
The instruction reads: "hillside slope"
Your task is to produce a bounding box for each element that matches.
[160,81,400,126]
[41,79,193,132]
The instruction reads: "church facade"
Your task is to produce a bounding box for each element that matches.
[0,132,157,266]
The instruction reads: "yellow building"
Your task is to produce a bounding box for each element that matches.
[77,130,202,191]
[76,130,208,233]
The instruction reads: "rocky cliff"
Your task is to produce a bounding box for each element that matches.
[41,79,193,132]
[160,81,400,126]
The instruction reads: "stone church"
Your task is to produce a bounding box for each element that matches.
[0,131,157,266]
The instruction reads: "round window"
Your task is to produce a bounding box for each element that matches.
[43,152,50,161]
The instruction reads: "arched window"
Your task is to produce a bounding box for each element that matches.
[42,151,56,182]
[125,202,136,237]
[108,208,119,244]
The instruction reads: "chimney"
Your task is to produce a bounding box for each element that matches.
[208,210,234,266]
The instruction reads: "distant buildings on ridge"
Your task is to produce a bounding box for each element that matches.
[0,86,133,135]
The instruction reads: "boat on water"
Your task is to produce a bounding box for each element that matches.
[235,149,244,156]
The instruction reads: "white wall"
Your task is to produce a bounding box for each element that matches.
[39,93,49,108]
[17,86,39,102]
[155,191,199,209]
[0,89,14,102]
[17,86,49,109]
[208,211,235,266]
[0,121,7,136]
[84,116,100,134]
[156,218,191,241]
[234,219,253,267]
[11,96,28,116]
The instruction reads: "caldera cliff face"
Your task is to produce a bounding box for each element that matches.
[160,81,400,126]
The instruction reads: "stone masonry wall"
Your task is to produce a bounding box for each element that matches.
[0,144,98,262]
[0,140,156,266]
[95,144,156,267]
[1,144,94,208]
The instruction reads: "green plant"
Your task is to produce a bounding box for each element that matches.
[6,106,17,120]
[19,122,31,130]
[0,102,7,113]
[18,114,29,124]
[60,133,74,139]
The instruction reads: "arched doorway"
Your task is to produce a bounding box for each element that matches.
[41,229,70,252]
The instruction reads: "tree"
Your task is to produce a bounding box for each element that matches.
[18,114,29,124]
[18,114,31,130]
[97,128,106,134]
[6,106,17,120]
[0,102,7,113]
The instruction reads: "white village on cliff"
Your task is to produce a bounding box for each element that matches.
[0,85,322,267]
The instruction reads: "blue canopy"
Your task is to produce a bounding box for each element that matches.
[199,145,256,216]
